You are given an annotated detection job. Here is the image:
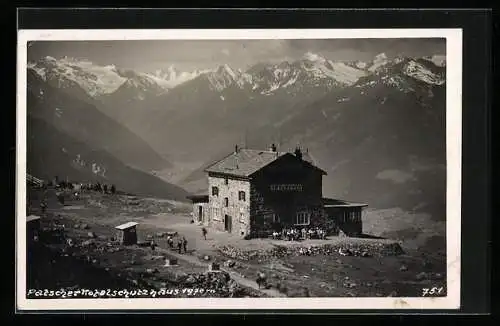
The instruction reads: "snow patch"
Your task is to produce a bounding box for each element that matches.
[355,61,367,69]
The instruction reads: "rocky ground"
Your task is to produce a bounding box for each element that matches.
[25,186,447,298]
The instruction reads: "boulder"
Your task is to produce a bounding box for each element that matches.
[224,260,236,268]
[81,240,94,247]
[164,258,178,266]
[209,263,220,271]
[416,272,428,281]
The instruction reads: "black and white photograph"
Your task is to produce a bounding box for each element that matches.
[16,28,462,310]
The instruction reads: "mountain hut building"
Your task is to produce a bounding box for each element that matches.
[187,145,367,239]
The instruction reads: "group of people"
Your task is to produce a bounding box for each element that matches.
[51,179,117,195]
[166,235,189,254]
[272,227,327,241]
[77,182,116,195]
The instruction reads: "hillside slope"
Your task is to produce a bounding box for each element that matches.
[27,114,190,201]
[274,61,447,221]
[27,68,171,172]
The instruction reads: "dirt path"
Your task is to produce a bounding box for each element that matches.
[155,247,286,297]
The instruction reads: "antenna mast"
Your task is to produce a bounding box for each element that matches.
[278,129,282,151]
[244,128,248,149]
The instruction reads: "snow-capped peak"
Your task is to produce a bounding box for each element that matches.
[150,66,209,88]
[217,64,238,81]
[368,52,390,72]
[303,52,327,63]
[28,56,127,97]
[403,60,445,85]
[205,64,250,92]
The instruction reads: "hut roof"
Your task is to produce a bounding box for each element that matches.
[322,197,368,208]
[204,149,326,178]
[115,222,139,230]
[187,194,209,203]
[26,215,41,223]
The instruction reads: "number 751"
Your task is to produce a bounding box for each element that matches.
[422,287,444,296]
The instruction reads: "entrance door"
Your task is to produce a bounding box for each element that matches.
[224,215,232,233]
[198,206,203,222]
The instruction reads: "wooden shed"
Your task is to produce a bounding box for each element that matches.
[323,198,368,236]
[114,222,139,245]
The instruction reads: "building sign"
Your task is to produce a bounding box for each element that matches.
[270,184,303,192]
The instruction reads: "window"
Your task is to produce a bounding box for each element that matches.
[238,191,246,201]
[224,178,228,185]
[212,186,219,196]
[273,213,280,223]
[211,206,221,221]
[263,212,278,223]
[224,197,229,207]
[295,211,311,225]
[239,212,245,223]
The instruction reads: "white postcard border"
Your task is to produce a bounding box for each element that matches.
[16,28,462,311]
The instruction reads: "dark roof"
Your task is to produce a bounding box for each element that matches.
[322,197,368,208]
[204,149,326,178]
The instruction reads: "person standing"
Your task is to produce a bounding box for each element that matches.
[167,235,174,249]
[40,200,47,214]
[182,237,188,253]
[177,240,183,254]
[202,227,207,240]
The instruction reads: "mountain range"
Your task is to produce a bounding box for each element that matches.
[26,51,447,247]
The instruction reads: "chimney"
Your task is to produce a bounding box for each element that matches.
[294,147,303,160]
[235,145,239,169]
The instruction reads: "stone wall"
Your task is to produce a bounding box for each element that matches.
[208,174,251,237]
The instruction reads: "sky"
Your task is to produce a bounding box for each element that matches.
[27,38,446,73]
